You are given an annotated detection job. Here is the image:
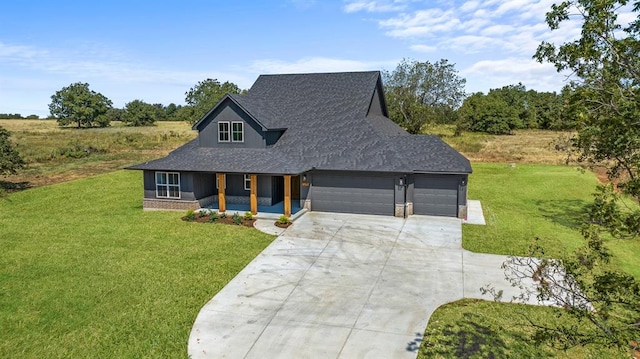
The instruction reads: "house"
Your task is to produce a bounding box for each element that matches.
[128,71,472,218]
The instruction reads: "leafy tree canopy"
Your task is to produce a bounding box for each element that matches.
[49,83,112,128]
[122,100,157,126]
[383,59,466,134]
[0,126,25,176]
[457,83,571,134]
[184,79,241,124]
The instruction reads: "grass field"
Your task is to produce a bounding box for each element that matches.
[419,300,622,358]
[0,120,195,188]
[0,170,274,358]
[428,125,571,165]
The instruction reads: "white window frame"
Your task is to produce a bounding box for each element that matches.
[244,174,251,191]
[216,174,226,189]
[218,121,230,142]
[155,171,180,199]
[231,121,244,142]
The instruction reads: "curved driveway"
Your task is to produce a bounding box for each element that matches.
[188,212,539,358]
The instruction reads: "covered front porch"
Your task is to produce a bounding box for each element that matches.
[205,200,304,220]
[213,173,306,218]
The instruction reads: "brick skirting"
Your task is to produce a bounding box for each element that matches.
[143,198,200,211]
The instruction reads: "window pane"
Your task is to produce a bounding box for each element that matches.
[156,172,167,184]
[219,122,229,141]
[232,122,243,142]
[157,185,168,197]
[168,173,179,185]
[168,186,180,198]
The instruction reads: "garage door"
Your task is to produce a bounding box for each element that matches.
[413,175,458,217]
[312,174,394,215]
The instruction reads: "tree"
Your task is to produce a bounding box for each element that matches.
[383,59,466,134]
[164,103,179,119]
[184,79,241,124]
[494,0,640,353]
[49,83,112,128]
[457,91,521,134]
[0,126,25,176]
[105,107,124,122]
[121,100,157,126]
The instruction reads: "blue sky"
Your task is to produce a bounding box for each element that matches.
[0,0,633,117]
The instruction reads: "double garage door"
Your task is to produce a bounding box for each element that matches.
[312,174,395,215]
[311,173,460,217]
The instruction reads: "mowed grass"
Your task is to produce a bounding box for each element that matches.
[420,163,639,358]
[0,120,195,188]
[462,163,598,258]
[462,163,639,277]
[0,170,274,358]
[420,300,624,359]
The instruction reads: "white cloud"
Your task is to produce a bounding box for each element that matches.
[409,44,437,53]
[380,8,460,38]
[480,24,515,36]
[343,0,408,13]
[447,35,509,54]
[463,58,569,92]
[460,0,480,13]
[247,57,396,74]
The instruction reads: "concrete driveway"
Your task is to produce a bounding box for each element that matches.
[188,212,538,358]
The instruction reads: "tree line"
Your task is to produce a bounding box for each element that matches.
[0,113,41,120]
[382,58,577,135]
[47,79,241,128]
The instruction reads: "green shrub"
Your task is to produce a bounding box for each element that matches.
[198,209,208,218]
[185,209,196,221]
[244,211,253,220]
[232,212,242,225]
[220,212,227,219]
[208,211,219,222]
[56,140,106,159]
[277,215,290,224]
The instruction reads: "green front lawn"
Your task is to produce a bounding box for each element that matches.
[0,170,274,358]
[420,163,639,358]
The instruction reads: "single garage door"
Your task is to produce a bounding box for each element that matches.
[312,174,394,215]
[413,175,458,217]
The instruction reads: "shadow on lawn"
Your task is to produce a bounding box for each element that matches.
[420,312,553,359]
[535,199,589,230]
[0,180,31,194]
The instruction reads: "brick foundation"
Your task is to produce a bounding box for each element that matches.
[143,198,200,211]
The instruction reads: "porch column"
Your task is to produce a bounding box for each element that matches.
[217,173,226,212]
[250,174,258,215]
[284,175,291,217]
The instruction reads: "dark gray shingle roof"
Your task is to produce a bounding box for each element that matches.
[130,71,471,174]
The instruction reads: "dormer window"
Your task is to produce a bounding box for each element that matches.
[232,121,244,142]
[218,121,243,142]
[218,122,230,142]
